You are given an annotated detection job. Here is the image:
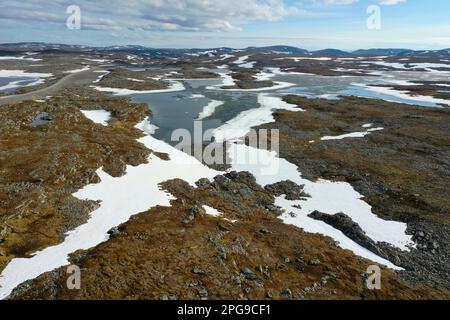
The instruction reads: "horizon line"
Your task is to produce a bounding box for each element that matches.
[1,42,449,53]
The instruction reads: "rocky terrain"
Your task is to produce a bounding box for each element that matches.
[167,65,219,79]
[8,172,449,300]
[4,93,450,300]
[257,96,450,289]
[1,44,450,300]
[0,87,152,272]
[224,69,275,90]
[0,53,109,95]
[370,81,450,105]
[98,68,169,91]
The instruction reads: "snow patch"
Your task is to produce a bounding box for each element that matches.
[203,205,222,217]
[197,100,225,120]
[92,71,110,83]
[218,54,235,60]
[355,83,450,107]
[320,128,384,141]
[0,70,52,78]
[212,94,302,143]
[364,61,408,70]
[92,81,185,96]
[0,70,53,91]
[126,78,144,82]
[211,94,412,269]
[227,143,413,270]
[84,58,109,63]
[206,71,236,90]
[238,61,256,69]
[207,67,295,92]
[0,118,220,300]
[0,56,42,62]
[64,66,90,74]
[232,55,249,65]
[80,110,112,126]
[275,57,332,62]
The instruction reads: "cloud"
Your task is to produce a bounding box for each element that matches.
[376,0,406,5]
[316,0,406,4]
[320,0,358,4]
[0,0,302,32]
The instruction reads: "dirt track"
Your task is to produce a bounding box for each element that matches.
[0,68,101,105]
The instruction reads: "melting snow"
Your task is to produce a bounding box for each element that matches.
[0,79,44,91]
[207,67,294,92]
[206,71,236,90]
[203,205,222,217]
[410,63,450,71]
[80,110,112,126]
[197,100,225,120]
[92,81,185,95]
[227,142,412,270]
[232,55,249,65]
[0,118,220,299]
[212,94,302,143]
[84,58,109,63]
[275,57,332,62]
[0,69,424,298]
[364,61,409,70]
[126,78,144,82]
[238,61,256,69]
[64,66,90,74]
[217,95,413,269]
[356,83,450,107]
[92,70,110,83]
[0,70,52,78]
[218,54,234,60]
[0,70,53,91]
[320,128,384,141]
[0,56,42,62]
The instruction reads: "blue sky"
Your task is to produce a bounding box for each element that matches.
[0,0,449,50]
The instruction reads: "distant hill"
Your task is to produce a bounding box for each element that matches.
[312,49,349,56]
[402,48,450,57]
[245,45,309,55]
[100,46,236,57]
[0,42,449,58]
[350,48,414,56]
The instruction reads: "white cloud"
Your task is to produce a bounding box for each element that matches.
[320,0,358,4]
[0,0,302,32]
[376,0,406,5]
[317,0,406,5]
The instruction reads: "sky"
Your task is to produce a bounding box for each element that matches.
[0,0,449,50]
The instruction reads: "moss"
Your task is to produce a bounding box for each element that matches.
[258,96,450,224]
[0,87,153,271]
[9,176,450,300]
[99,68,169,90]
